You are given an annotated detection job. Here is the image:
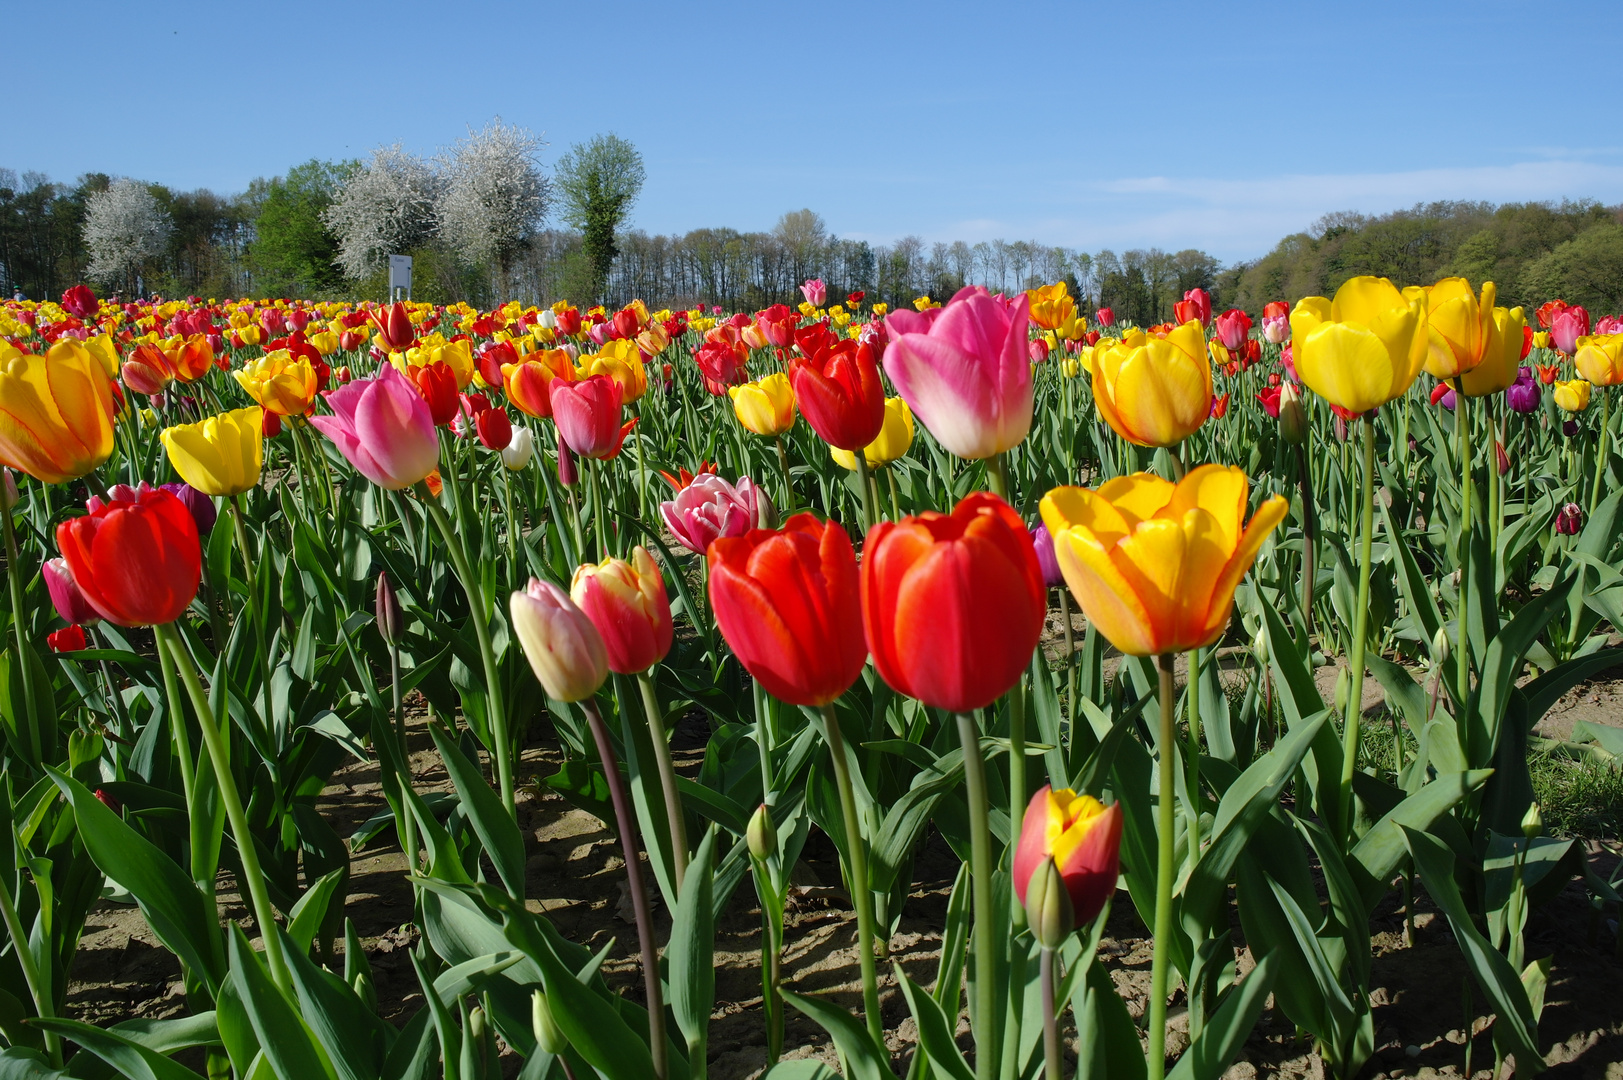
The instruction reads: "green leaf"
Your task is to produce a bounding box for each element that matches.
[282,926,388,1080]
[1474,572,1575,769]
[1401,827,1544,1074]
[45,768,223,993]
[1165,952,1277,1080]
[760,1064,840,1080]
[285,869,347,957]
[668,829,718,1055]
[1349,769,1493,911]
[227,926,339,1080]
[893,969,974,1080]
[429,724,526,897]
[29,1019,197,1080]
[781,990,893,1080]
[531,913,658,1080]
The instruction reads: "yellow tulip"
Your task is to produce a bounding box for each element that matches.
[1040,465,1287,656]
[85,334,121,378]
[579,340,648,403]
[1574,334,1623,387]
[1423,278,1496,379]
[1553,379,1592,413]
[428,338,475,388]
[1532,331,1551,350]
[1027,283,1076,331]
[307,330,340,357]
[1459,305,1527,397]
[831,397,914,470]
[0,340,117,484]
[1289,276,1428,415]
[1090,322,1212,447]
[234,351,318,416]
[729,372,797,436]
[161,406,264,496]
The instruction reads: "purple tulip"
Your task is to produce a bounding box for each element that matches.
[159,481,217,535]
[1506,367,1540,414]
[1556,502,1583,535]
[1030,523,1063,588]
[44,558,100,626]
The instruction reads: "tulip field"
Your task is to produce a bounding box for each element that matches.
[1,275,1622,1080]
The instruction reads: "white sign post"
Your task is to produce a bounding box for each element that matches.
[388,254,413,301]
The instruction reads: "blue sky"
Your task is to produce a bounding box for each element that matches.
[14,0,1622,262]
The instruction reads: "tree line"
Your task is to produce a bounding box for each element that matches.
[4,147,1620,318]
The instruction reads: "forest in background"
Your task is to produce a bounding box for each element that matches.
[3,159,1621,320]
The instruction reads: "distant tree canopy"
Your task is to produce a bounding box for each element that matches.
[4,149,1622,315]
[1224,200,1623,316]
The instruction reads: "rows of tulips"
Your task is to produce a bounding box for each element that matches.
[0,269,1618,1080]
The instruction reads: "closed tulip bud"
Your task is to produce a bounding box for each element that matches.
[1334,667,1352,714]
[1431,625,1451,669]
[1024,856,1076,949]
[747,803,778,862]
[1253,624,1270,667]
[1521,801,1542,839]
[501,426,535,471]
[1496,438,1510,476]
[531,990,566,1054]
[1,468,16,511]
[376,571,403,646]
[1555,501,1583,535]
[509,579,609,702]
[556,430,578,488]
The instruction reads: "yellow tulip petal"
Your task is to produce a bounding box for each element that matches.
[1108,517,1187,647]
[1042,486,1132,547]
[1054,527,1158,656]
[1095,473,1174,529]
[1198,495,1289,646]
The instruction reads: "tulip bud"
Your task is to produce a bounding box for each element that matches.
[531,989,566,1054]
[1024,855,1076,950]
[1252,623,1270,667]
[556,430,578,488]
[1278,384,1307,445]
[351,968,376,1012]
[1521,801,1543,839]
[1431,625,1451,669]
[501,426,535,471]
[1555,501,1583,536]
[376,572,403,646]
[1,468,17,511]
[1334,667,1352,714]
[747,803,778,862]
[510,579,609,702]
[1496,438,1510,477]
[754,486,778,531]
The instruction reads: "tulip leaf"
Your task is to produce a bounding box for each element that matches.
[281,925,389,1080]
[1165,952,1277,1080]
[1401,826,1545,1072]
[1349,769,1492,910]
[893,968,974,1080]
[1072,960,1146,1080]
[669,828,718,1058]
[227,926,339,1080]
[760,1065,839,1080]
[781,990,893,1080]
[527,909,659,1080]
[429,722,526,897]
[26,1019,197,1080]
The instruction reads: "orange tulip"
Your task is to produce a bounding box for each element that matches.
[502,349,576,419]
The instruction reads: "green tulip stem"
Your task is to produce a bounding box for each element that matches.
[633,403,649,523]
[156,631,215,904]
[1187,646,1203,855]
[1336,416,1377,842]
[1009,679,1028,931]
[1590,387,1610,516]
[986,451,1010,501]
[156,622,292,996]
[501,466,519,572]
[823,704,884,1050]
[1149,654,1178,1080]
[955,710,999,1080]
[1,500,41,764]
[1041,945,1061,1080]
[416,482,513,817]
[1453,383,1472,717]
[229,497,275,738]
[637,670,689,891]
[854,452,875,534]
[887,467,902,523]
[775,436,797,512]
[580,698,667,1080]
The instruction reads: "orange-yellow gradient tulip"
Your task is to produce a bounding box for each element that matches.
[1289,276,1427,415]
[579,340,648,403]
[0,340,117,484]
[1090,322,1212,447]
[1459,305,1527,397]
[1040,465,1287,656]
[1574,333,1623,387]
[1423,278,1496,379]
[729,372,797,436]
[234,351,318,416]
[1026,283,1076,332]
[503,349,576,419]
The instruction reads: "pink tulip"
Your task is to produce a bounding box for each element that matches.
[1594,315,1623,336]
[1095,306,1114,328]
[1213,308,1252,352]
[1262,313,1290,344]
[308,362,440,490]
[1028,338,1050,363]
[1551,306,1590,355]
[659,474,771,555]
[800,278,828,307]
[44,558,101,626]
[882,285,1034,460]
[549,374,636,460]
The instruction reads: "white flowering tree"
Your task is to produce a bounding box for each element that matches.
[83,179,173,293]
[322,145,440,280]
[437,119,548,275]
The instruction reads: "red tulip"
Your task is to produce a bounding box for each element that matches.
[550,374,636,460]
[612,308,641,340]
[413,361,460,426]
[555,307,583,337]
[475,405,513,451]
[1213,308,1252,352]
[707,513,866,707]
[790,339,886,452]
[1210,392,1230,419]
[1011,786,1122,923]
[861,492,1045,712]
[693,341,748,395]
[1174,288,1212,329]
[60,285,98,321]
[1256,386,1283,418]
[756,304,799,348]
[55,485,201,627]
[480,341,518,388]
[571,547,673,674]
[1535,299,1569,330]
[370,302,415,352]
[47,625,88,652]
[1262,300,1290,322]
[1095,307,1114,328]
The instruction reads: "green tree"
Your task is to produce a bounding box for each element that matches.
[1520,223,1623,315]
[250,159,355,297]
[553,134,646,304]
